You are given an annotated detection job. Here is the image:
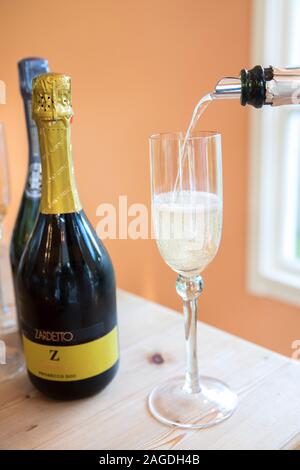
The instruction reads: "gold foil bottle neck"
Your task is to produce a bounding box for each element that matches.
[32,72,81,214]
[32,73,73,121]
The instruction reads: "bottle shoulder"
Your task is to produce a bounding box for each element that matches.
[17,209,117,331]
[18,210,115,280]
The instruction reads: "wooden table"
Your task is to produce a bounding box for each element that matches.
[1,289,300,450]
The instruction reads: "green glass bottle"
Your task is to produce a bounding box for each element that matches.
[17,73,119,399]
[10,58,49,324]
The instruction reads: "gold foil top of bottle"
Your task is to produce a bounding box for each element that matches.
[32,73,73,121]
[31,73,81,214]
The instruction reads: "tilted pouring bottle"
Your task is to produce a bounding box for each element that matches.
[214,65,300,107]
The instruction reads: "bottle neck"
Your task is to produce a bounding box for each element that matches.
[264,67,300,106]
[37,119,81,215]
[23,97,40,164]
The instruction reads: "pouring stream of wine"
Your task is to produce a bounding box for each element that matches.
[173,93,213,198]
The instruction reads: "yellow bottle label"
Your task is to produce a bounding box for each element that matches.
[23,326,119,382]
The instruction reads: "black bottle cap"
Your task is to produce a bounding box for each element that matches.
[18,57,49,98]
[240,65,274,108]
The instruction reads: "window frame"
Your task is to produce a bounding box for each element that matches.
[248,0,300,307]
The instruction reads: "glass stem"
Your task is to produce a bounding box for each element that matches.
[0,224,11,328]
[176,274,204,394]
[0,224,6,312]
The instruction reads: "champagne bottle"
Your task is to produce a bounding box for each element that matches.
[17,73,119,400]
[10,57,49,321]
[214,65,300,107]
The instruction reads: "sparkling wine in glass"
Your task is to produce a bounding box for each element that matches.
[149,131,238,428]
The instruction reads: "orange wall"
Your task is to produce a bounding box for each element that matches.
[0,0,299,356]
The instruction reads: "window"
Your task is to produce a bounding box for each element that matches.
[248,0,300,306]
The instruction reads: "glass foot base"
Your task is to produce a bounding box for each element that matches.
[148,375,238,429]
[0,346,24,383]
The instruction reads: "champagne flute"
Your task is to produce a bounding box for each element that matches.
[149,131,238,428]
[0,122,13,323]
[0,123,24,381]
